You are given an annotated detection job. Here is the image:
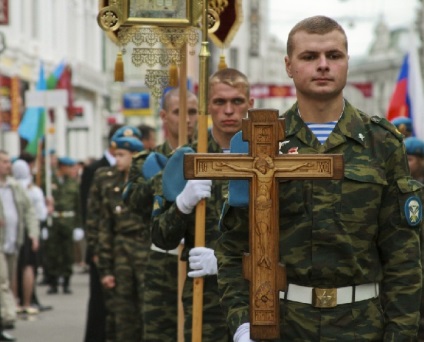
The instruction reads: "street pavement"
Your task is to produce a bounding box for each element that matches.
[8,266,89,342]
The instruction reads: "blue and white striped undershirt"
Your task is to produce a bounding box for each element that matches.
[306,121,337,144]
[299,100,345,144]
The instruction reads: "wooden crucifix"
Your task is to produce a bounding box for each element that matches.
[184,108,344,340]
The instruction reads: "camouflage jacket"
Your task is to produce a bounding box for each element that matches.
[85,167,115,257]
[151,131,228,261]
[97,166,151,276]
[51,174,81,228]
[216,101,423,340]
[124,142,173,216]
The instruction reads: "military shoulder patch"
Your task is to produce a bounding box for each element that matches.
[370,116,403,141]
[404,196,423,227]
[152,195,164,217]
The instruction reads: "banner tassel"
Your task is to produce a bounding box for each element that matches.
[218,54,228,70]
[169,62,179,87]
[114,51,124,82]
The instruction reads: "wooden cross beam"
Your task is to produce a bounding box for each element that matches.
[184,109,344,340]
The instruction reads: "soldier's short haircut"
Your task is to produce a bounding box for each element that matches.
[162,88,197,112]
[209,68,250,98]
[138,124,155,140]
[0,149,8,156]
[286,15,348,57]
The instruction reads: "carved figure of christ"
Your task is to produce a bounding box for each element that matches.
[184,109,344,340]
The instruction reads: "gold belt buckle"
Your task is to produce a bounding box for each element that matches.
[312,288,337,308]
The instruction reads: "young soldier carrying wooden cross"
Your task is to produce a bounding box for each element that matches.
[214,15,423,341]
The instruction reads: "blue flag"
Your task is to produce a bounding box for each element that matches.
[18,62,47,154]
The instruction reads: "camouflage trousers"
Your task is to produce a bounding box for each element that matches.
[272,297,384,341]
[103,287,116,342]
[45,221,74,278]
[110,233,149,342]
[183,275,232,342]
[143,250,179,342]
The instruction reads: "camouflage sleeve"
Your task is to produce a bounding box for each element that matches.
[377,136,423,340]
[123,151,154,217]
[97,185,115,277]
[86,168,108,257]
[215,201,250,336]
[150,173,194,251]
[73,182,82,228]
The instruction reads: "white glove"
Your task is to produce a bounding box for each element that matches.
[234,323,255,342]
[73,228,85,241]
[41,227,49,240]
[176,179,212,214]
[187,247,217,278]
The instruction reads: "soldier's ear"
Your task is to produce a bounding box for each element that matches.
[284,56,293,78]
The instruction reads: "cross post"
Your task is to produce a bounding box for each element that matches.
[184,108,344,340]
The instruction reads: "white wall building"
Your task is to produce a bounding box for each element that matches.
[0,0,109,161]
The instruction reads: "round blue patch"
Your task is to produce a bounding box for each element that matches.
[404,196,423,227]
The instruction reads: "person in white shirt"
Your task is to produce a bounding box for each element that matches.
[12,159,46,314]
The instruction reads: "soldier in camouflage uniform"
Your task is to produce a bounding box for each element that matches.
[216,16,423,341]
[97,133,150,342]
[150,69,254,342]
[46,157,81,294]
[85,125,141,342]
[124,88,199,341]
[404,137,424,341]
[86,165,116,342]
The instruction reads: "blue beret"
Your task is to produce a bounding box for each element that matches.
[142,152,168,180]
[112,126,142,140]
[391,117,413,136]
[405,137,424,157]
[163,146,195,202]
[111,136,144,152]
[58,157,77,166]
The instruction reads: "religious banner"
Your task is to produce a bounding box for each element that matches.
[97,0,199,31]
[208,0,243,48]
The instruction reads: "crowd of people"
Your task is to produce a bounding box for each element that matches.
[1,15,424,342]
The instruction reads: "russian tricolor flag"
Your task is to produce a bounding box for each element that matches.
[386,41,424,139]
